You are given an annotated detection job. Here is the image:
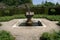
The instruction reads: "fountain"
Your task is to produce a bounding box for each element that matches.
[12,12,47,28]
[25,12,34,26]
[12,4,46,27]
[18,12,43,26]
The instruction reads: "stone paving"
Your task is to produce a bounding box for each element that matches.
[0,18,60,40]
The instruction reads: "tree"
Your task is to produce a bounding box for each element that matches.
[44,1,55,7]
[0,0,2,2]
[3,0,14,6]
[2,0,32,13]
[20,0,32,13]
[56,2,60,6]
[38,1,55,7]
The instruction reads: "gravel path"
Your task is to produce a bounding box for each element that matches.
[0,18,60,40]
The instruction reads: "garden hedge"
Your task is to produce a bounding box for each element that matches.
[0,7,60,16]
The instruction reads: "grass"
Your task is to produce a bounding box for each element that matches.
[0,30,15,40]
[0,14,60,22]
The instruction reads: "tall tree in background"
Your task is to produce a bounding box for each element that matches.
[0,0,2,2]
[56,2,60,6]
[20,0,32,13]
[2,0,32,13]
[2,0,32,6]
[3,0,14,6]
[44,0,55,7]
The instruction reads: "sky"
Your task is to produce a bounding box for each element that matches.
[32,0,60,5]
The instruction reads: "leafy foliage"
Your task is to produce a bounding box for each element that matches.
[0,14,60,22]
[20,0,32,4]
[2,0,32,6]
[44,1,55,7]
[40,31,60,40]
[57,21,60,26]
[40,32,51,40]
[50,9,56,12]
[0,8,26,16]
[0,14,25,22]
[0,30,15,40]
[0,23,2,26]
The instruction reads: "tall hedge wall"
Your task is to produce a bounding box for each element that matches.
[48,7,60,15]
[0,8,26,16]
[0,7,60,16]
[30,7,46,14]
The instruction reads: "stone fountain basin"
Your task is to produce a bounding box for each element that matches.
[12,18,46,27]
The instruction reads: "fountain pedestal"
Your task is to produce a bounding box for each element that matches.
[25,12,34,26]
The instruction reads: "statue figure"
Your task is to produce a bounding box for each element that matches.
[25,4,34,26]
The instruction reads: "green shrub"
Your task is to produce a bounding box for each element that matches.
[31,7,45,14]
[0,9,4,16]
[40,32,51,40]
[46,15,60,21]
[57,21,60,26]
[4,9,10,16]
[0,14,25,22]
[0,23,2,26]
[0,8,26,16]
[0,30,15,40]
[0,14,60,22]
[50,9,56,13]
[40,31,60,40]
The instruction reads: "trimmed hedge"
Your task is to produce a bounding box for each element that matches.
[0,14,25,22]
[0,8,26,16]
[0,7,60,16]
[0,14,60,22]
[30,7,46,14]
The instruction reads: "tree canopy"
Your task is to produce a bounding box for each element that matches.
[44,1,55,7]
[0,0,32,6]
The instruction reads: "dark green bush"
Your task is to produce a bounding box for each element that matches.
[0,23,2,26]
[0,9,11,16]
[40,32,51,40]
[50,9,56,13]
[48,7,60,15]
[0,14,25,22]
[0,7,60,16]
[57,21,60,26]
[0,8,26,16]
[0,30,15,40]
[46,15,60,21]
[0,9,4,16]
[31,7,45,14]
[3,9,11,16]
[40,31,60,40]
[0,14,60,22]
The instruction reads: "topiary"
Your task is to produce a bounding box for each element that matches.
[57,21,60,26]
